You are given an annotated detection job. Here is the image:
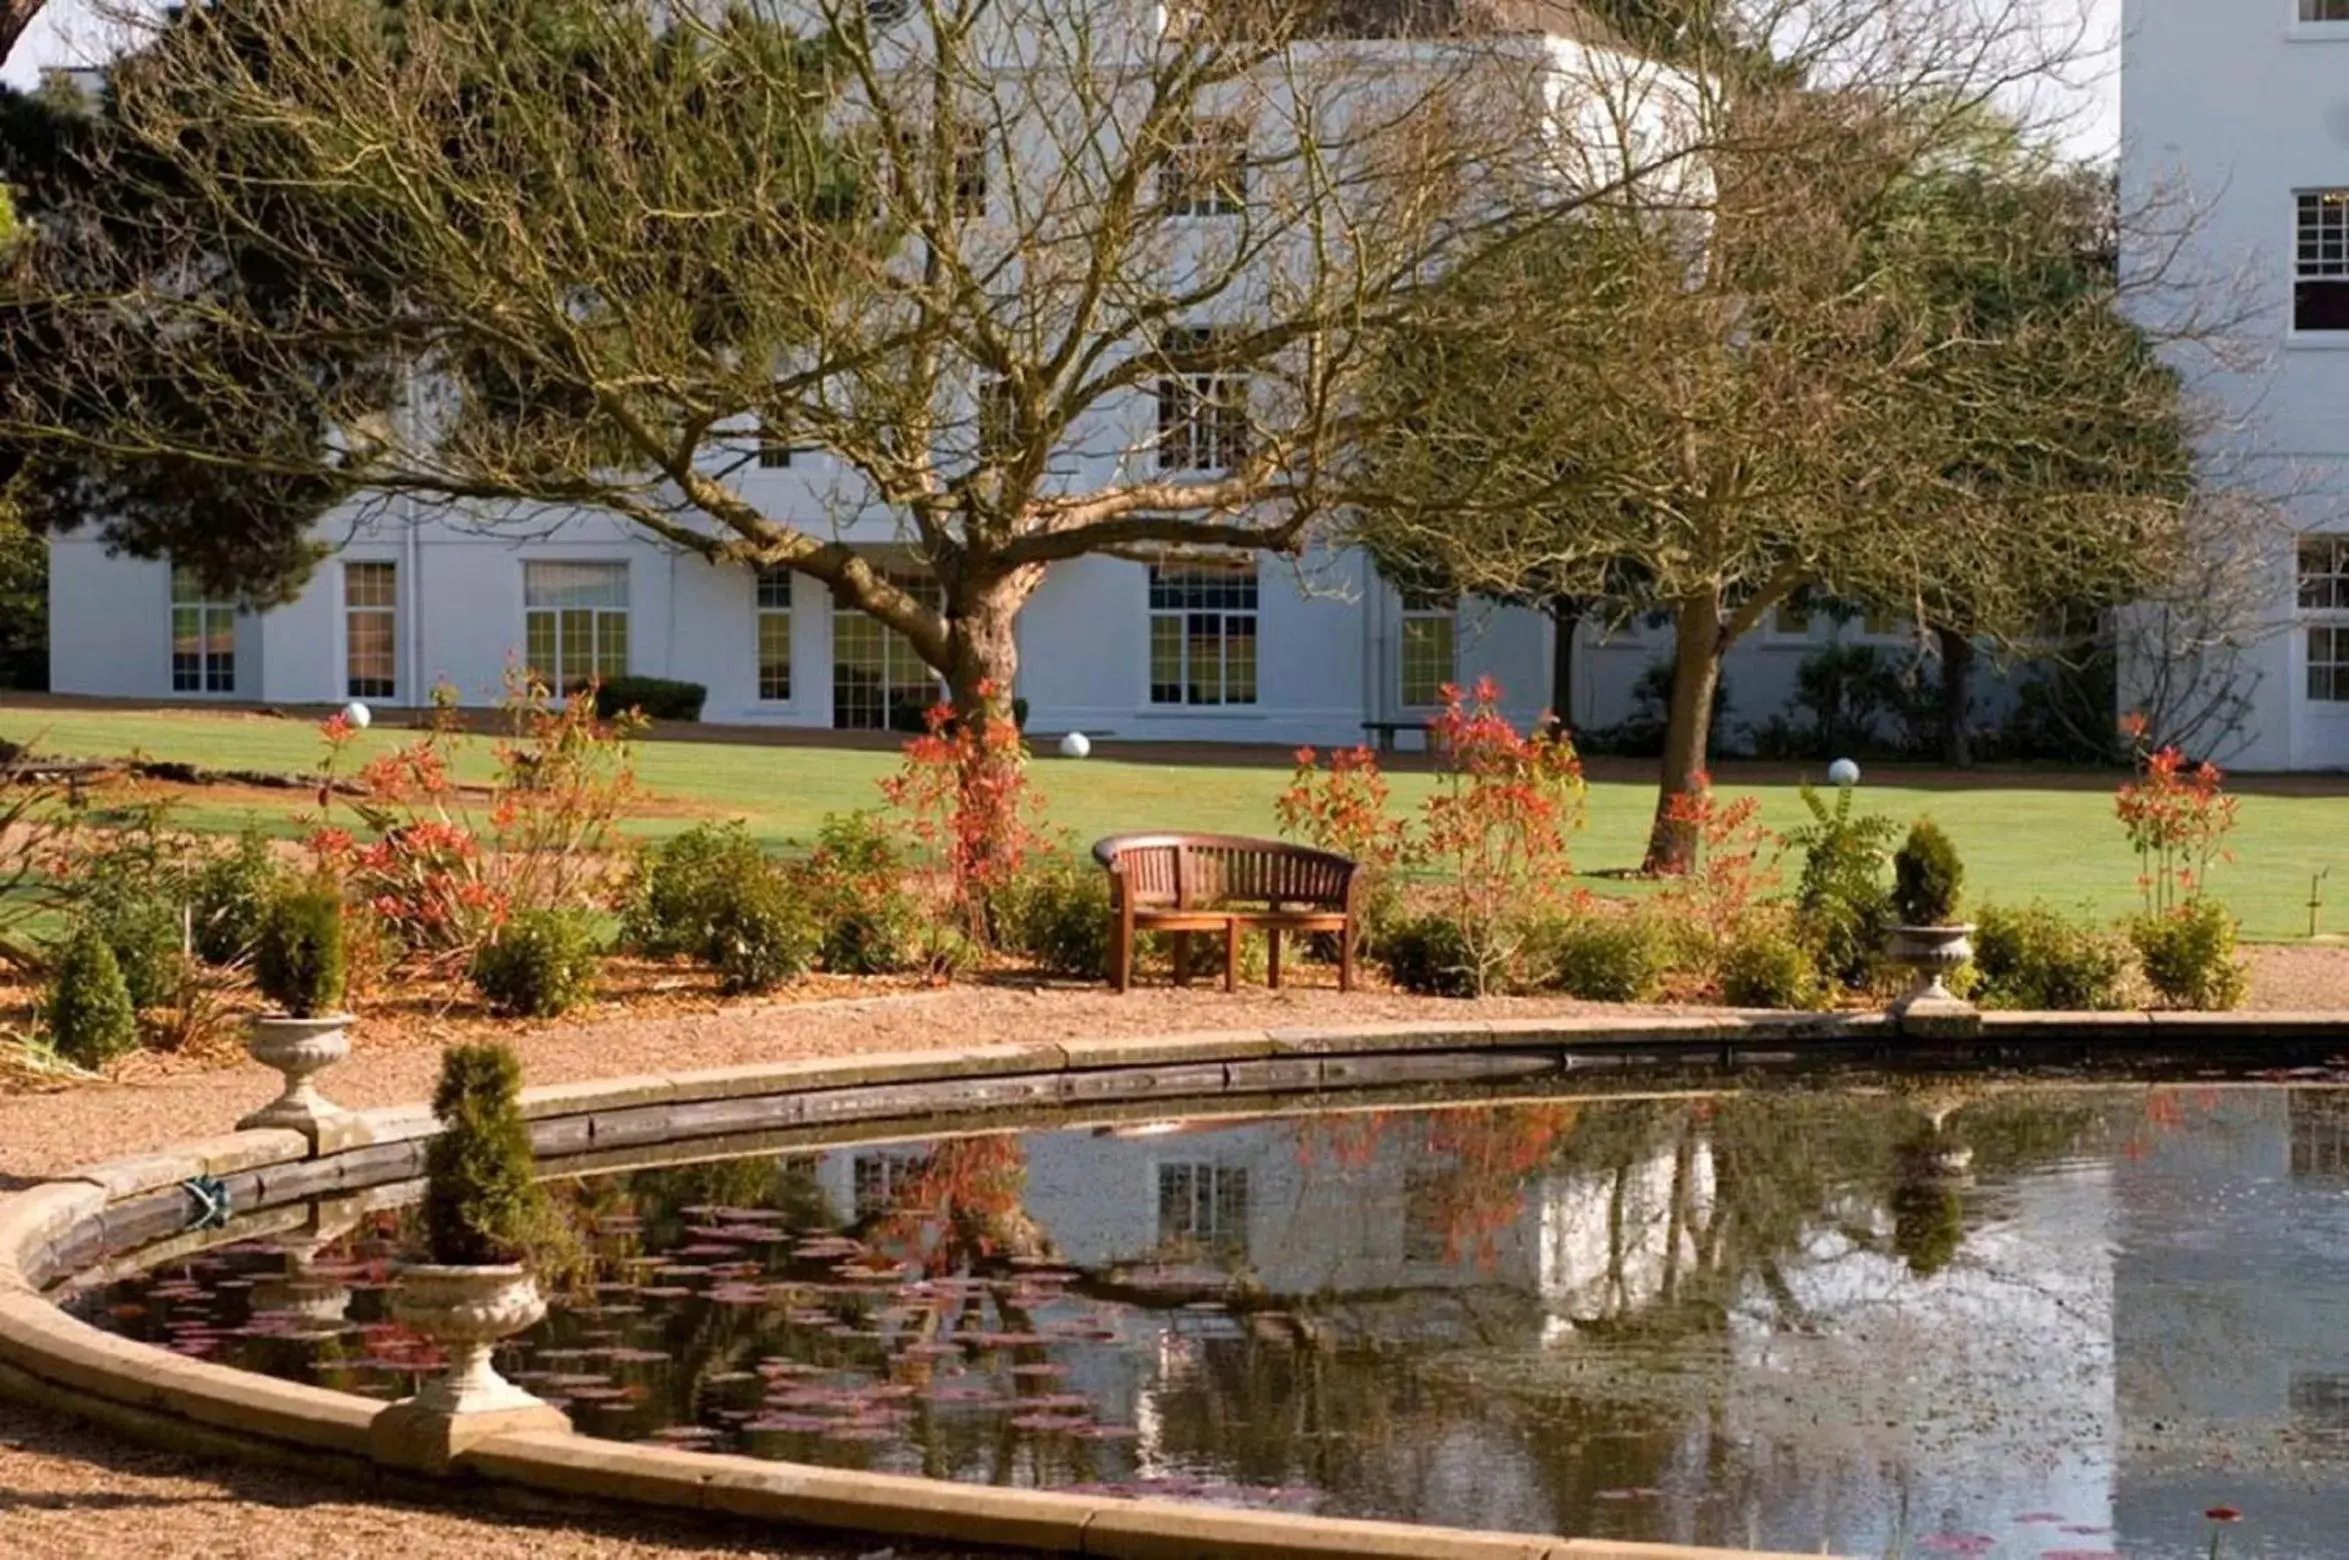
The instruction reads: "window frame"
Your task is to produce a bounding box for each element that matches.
[1147,559,1259,708]
[1396,585,1456,710]
[1154,326,1248,473]
[1160,117,1248,218]
[754,566,794,704]
[830,568,943,730]
[1156,1161,1249,1261]
[2295,190,2349,333]
[169,565,237,696]
[756,418,798,469]
[2300,0,2349,22]
[343,559,398,701]
[2302,535,2349,703]
[522,561,631,690]
[952,125,988,217]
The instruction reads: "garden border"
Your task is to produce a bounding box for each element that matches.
[7,1009,2349,1560]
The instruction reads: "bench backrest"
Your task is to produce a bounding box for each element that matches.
[1091,834,1357,911]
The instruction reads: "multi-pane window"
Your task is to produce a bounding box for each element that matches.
[1161,119,1247,217]
[523,562,629,688]
[1148,561,1258,706]
[1155,326,1248,471]
[1157,1162,1248,1260]
[755,567,793,702]
[851,1151,920,1217]
[2291,1090,2349,1178]
[833,569,942,729]
[169,566,235,694]
[756,419,796,469]
[2303,537,2349,702]
[1398,587,1455,708]
[953,126,988,216]
[977,376,1017,461]
[2296,191,2349,332]
[2302,1,2349,21]
[344,560,397,700]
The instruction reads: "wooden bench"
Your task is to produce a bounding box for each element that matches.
[1360,719,1432,753]
[1092,833,1361,993]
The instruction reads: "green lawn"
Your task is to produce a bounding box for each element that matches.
[8,703,2345,941]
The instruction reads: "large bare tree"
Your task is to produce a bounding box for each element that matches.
[2,0,1703,730]
[1347,0,2242,871]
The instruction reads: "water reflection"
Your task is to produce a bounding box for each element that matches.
[72,1083,2349,1557]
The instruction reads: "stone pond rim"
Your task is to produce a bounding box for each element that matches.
[6,1011,2349,1560]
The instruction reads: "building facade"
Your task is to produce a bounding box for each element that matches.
[2121,0,2349,769]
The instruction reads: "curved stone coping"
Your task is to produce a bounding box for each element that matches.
[6,1009,2349,1560]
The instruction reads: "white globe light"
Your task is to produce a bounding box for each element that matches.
[341,701,373,731]
[1057,731,1091,759]
[1827,757,1861,788]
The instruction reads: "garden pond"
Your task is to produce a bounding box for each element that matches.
[68,1078,2349,1558]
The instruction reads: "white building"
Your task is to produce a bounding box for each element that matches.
[41,0,2048,757]
[2120,0,2349,769]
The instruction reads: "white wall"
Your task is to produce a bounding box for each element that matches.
[2120,0,2349,768]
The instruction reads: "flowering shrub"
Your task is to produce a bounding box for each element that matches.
[1420,680,1585,993]
[311,666,641,988]
[2115,714,2247,1011]
[2115,715,2239,916]
[1653,772,1780,974]
[1277,744,1415,932]
[879,683,1041,944]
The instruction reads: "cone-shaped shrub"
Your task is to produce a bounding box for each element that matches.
[422,1042,551,1267]
[255,888,347,1017]
[46,926,139,1068]
[1892,819,1965,927]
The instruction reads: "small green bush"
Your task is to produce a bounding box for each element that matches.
[80,881,189,1012]
[1786,782,1898,987]
[621,822,770,958]
[1526,914,1665,1002]
[585,675,706,722]
[709,870,819,994]
[471,910,601,1018]
[801,812,920,975]
[422,1042,556,1267]
[1720,922,1827,1010]
[1377,913,1478,998]
[995,855,1113,980]
[45,926,139,1068]
[255,888,348,1017]
[190,825,285,965]
[1892,819,1964,927]
[917,923,984,983]
[2132,899,2249,1011]
[1971,902,2128,1011]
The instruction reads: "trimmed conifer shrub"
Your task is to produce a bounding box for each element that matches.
[255,888,347,1017]
[422,1042,554,1266]
[46,926,139,1068]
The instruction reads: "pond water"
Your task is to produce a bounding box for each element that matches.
[69,1079,2349,1558]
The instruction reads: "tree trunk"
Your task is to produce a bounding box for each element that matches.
[0,0,45,71]
[1934,624,1973,768]
[940,567,1036,732]
[1644,596,1725,876]
[1547,595,1585,734]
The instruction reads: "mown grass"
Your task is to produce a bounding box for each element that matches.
[7,703,2344,941]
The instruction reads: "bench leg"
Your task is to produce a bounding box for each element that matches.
[1173,932,1192,988]
[1339,920,1356,993]
[1111,906,1132,993]
[1266,927,1282,991]
[1223,922,1240,994]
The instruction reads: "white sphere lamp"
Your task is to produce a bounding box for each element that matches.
[1827,757,1861,788]
[341,700,373,731]
[1057,731,1092,759]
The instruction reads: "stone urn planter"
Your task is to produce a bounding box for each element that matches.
[1886,924,1976,1008]
[390,1263,548,1415]
[238,1013,365,1145]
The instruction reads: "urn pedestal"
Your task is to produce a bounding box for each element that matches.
[1885,924,1980,1038]
[370,1263,568,1471]
[239,1014,368,1150]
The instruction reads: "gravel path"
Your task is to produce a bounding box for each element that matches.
[3,960,2344,1557]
